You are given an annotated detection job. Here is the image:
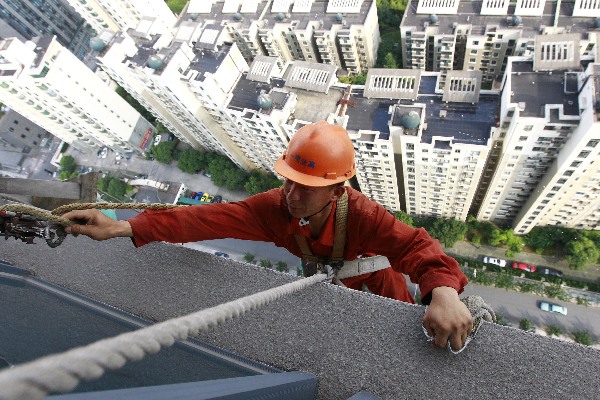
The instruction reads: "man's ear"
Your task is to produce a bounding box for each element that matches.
[330,185,345,201]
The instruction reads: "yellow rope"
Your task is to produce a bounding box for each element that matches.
[0,202,182,227]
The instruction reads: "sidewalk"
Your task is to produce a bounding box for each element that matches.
[444,241,600,283]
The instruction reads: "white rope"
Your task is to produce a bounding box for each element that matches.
[0,273,327,400]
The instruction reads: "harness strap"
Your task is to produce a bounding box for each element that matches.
[335,256,391,280]
[294,192,391,281]
[294,191,348,264]
[331,191,348,260]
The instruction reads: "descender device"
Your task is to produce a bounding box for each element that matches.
[0,209,66,248]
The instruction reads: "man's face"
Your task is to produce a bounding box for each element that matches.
[283,179,339,219]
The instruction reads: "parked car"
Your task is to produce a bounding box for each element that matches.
[154,135,162,145]
[97,147,108,158]
[538,301,567,315]
[213,195,223,203]
[511,262,536,273]
[483,257,506,267]
[202,171,212,178]
[115,154,123,161]
[214,252,230,258]
[201,193,211,202]
[537,267,564,277]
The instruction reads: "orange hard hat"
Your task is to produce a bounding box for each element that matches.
[274,121,355,187]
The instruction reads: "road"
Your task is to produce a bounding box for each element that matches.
[462,283,600,339]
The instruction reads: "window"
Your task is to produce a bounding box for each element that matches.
[578,151,590,158]
[524,125,533,131]
[519,136,527,141]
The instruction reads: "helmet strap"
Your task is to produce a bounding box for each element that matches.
[299,201,331,226]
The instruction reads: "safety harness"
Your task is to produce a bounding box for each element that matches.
[294,191,391,285]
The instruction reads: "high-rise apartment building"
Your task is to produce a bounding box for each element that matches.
[401,0,599,88]
[183,0,380,76]
[95,27,255,170]
[65,0,176,34]
[369,70,496,218]
[0,36,154,155]
[476,53,600,233]
[0,0,94,60]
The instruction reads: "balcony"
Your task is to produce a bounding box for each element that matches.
[1,234,598,399]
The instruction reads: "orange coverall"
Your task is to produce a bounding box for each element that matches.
[128,187,467,304]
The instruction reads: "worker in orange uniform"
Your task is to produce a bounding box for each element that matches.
[63,121,473,351]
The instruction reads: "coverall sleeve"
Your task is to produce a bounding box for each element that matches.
[128,189,285,247]
[349,199,467,304]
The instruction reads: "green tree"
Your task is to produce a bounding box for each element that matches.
[177,148,203,173]
[353,73,367,85]
[245,170,282,195]
[573,330,592,346]
[97,177,109,192]
[565,236,599,270]
[495,273,515,290]
[339,72,368,85]
[525,226,562,254]
[376,0,402,31]
[545,325,562,337]
[519,319,533,332]
[243,253,256,264]
[494,313,510,327]
[59,155,77,172]
[427,218,467,248]
[260,259,272,269]
[383,52,398,68]
[224,168,248,191]
[276,261,288,273]
[115,86,156,124]
[544,283,571,301]
[152,141,176,164]
[393,210,413,226]
[165,0,187,14]
[59,170,78,180]
[576,296,591,306]
[107,178,128,200]
[203,154,249,191]
[296,266,303,276]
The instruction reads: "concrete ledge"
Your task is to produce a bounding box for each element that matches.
[1,237,599,399]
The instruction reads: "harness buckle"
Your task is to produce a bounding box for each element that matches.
[302,259,344,283]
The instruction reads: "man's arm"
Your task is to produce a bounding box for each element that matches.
[348,194,472,351]
[63,209,132,240]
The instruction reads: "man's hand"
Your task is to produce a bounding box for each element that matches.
[422,286,473,351]
[62,209,133,241]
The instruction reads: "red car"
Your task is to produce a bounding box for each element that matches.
[512,262,536,273]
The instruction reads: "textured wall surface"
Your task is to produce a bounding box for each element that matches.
[2,236,599,399]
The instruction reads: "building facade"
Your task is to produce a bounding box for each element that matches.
[476,56,600,233]
[185,0,380,76]
[96,26,256,170]
[0,36,154,155]
[401,0,600,88]
[65,0,176,34]
[0,0,94,60]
